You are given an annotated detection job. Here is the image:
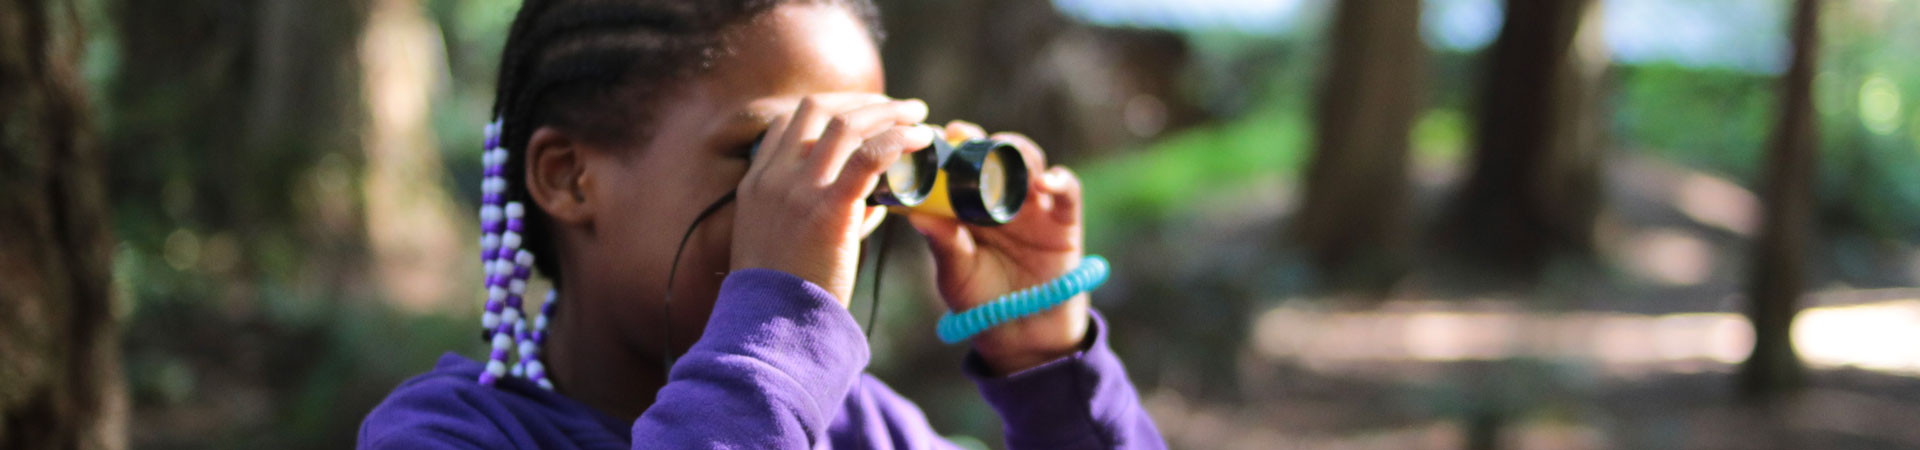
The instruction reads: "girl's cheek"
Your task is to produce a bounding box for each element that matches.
[705,210,736,258]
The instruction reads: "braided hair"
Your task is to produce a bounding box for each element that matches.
[473,0,882,389]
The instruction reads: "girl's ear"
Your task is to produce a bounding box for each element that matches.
[525,126,596,225]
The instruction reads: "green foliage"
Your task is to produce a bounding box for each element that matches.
[1412,107,1470,163]
[1614,63,1777,182]
[1080,108,1309,249]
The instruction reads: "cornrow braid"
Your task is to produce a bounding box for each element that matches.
[473,0,880,389]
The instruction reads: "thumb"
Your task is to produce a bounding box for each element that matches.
[907,213,976,270]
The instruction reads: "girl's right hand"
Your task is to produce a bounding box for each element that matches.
[730,94,935,307]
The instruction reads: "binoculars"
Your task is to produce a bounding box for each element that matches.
[868,136,1028,226]
[754,131,1030,226]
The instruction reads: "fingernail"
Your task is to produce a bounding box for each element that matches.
[901,99,928,116]
[1043,169,1065,187]
[903,124,935,144]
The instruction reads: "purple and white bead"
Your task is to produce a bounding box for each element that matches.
[473,119,558,390]
[477,119,526,386]
[505,247,540,378]
[478,119,509,341]
[524,289,558,390]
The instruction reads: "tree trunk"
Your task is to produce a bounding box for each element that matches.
[1740,0,1820,401]
[0,0,127,448]
[874,0,1205,159]
[361,0,468,311]
[1443,0,1607,278]
[1294,0,1424,292]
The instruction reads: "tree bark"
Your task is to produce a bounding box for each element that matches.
[1294,0,1424,292]
[1740,0,1819,401]
[1443,0,1607,277]
[0,0,126,448]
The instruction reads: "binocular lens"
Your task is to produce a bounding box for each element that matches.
[979,150,1009,212]
[933,139,1027,226]
[869,141,940,207]
[887,159,920,195]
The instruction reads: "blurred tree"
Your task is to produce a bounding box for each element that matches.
[1442,0,1607,277]
[1295,0,1424,293]
[0,0,125,448]
[102,0,372,278]
[874,0,1205,160]
[98,0,374,446]
[361,0,468,311]
[1741,0,1819,401]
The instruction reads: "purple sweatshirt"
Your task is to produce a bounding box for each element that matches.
[359,268,1164,449]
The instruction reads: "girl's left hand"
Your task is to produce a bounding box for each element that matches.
[907,121,1088,376]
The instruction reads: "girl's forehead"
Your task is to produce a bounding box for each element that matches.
[708,3,884,112]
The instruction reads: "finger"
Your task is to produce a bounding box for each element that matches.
[908,212,976,270]
[1039,166,1082,225]
[832,124,936,199]
[745,113,794,184]
[988,132,1048,176]
[857,206,888,238]
[811,99,929,182]
[770,93,890,162]
[944,120,986,142]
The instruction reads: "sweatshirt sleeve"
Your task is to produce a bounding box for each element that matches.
[630,268,870,449]
[965,311,1168,449]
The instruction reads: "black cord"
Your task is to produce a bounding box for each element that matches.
[664,190,737,374]
[865,220,891,341]
[662,190,892,379]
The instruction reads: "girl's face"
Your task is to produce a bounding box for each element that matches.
[557,3,884,356]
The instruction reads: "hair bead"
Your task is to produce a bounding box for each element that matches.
[518,340,537,359]
[491,333,513,351]
[481,204,503,224]
[485,358,507,377]
[522,288,559,390]
[526,360,546,380]
[477,117,522,386]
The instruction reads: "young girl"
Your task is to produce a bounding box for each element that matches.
[359,0,1163,448]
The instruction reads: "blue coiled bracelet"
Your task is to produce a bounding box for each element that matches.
[935,255,1110,344]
